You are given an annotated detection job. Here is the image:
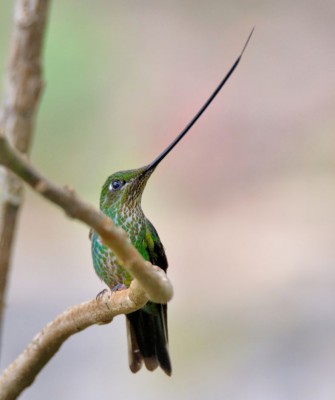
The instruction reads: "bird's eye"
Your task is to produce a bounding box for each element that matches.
[109,179,124,191]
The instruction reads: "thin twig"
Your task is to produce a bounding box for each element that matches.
[0,0,50,340]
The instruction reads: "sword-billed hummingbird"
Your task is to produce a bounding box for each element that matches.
[91,30,253,376]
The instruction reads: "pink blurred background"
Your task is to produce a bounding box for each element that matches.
[1,1,335,399]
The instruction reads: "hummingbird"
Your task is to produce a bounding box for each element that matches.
[91,29,253,376]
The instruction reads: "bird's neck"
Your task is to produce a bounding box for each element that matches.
[103,200,145,230]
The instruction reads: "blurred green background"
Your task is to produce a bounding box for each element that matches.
[1,1,335,399]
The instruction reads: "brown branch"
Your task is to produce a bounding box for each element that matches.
[0,0,50,340]
[0,280,151,400]
[0,132,173,399]
[0,133,173,304]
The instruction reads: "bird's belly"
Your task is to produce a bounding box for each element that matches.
[91,234,132,288]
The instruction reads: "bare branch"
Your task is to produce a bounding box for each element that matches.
[0,0,50,338]
[0,280,150,400]
[0,133,174,304]
[0,132,174,398]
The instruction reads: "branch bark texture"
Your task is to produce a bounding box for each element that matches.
[0,0,50,337]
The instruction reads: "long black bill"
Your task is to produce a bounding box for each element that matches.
[145,27,254,173]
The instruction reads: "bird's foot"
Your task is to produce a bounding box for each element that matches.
[95,284,126,302]
[96,288,109,301]
[95,288,113,323]
[111,283,127,292]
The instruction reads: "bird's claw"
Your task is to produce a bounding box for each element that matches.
[96,288,109,301]
[96,284,126,302]
[111,283,127,292]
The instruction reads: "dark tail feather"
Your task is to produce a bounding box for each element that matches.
[126,303,172,376]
